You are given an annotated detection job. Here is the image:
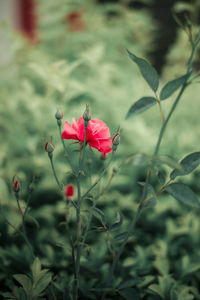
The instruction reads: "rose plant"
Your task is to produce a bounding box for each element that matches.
[1,20,200,300]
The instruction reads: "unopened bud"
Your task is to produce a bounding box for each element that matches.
[13,176,21,193]
[45,141,55,153]
[83,105,91,127]
[112,133,120,152]
[65,184,74,200]
[55,109,63,120]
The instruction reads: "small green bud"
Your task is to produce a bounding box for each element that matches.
[55,109,63,120]
[45,141,55,153]
[112,133,120,152]
[83,104,91,127]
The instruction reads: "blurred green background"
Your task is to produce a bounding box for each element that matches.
[1,0,200,299]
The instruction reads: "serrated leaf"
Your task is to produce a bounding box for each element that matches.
[118,278,142,289]
[170,152,200,180]
[13,274,32,297]
[127,49,159,92]
[166,183,200,208]
[109,211,123,232]
[118,287,140,300]
[160,74,189,100]
[113,231,134,241]
[33,273,52,297]
[126,97,157,119]
[31,257,41,284]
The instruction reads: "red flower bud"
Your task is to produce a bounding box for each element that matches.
[13,177,21,193]
[112,133,120,152]
[45,141,55,153]
[65,184,74,200]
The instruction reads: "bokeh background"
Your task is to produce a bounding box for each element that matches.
[1,1,200,299]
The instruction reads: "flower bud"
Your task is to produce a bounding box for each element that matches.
[45,141,55,153]
[55,109,63,120]
[112,133,120,152]
[83,105,91,127]
[65,184,74,200]
[13,177,21,193]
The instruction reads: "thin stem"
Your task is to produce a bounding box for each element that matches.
[80,154,114,253]
[49,153,63,191]
[58,122,77,175]
[81,152,114,200]
[74,124,87,300]
[15,194,35,260]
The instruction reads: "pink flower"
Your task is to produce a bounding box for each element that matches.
[65,184,74,199]
[62,116,112,156]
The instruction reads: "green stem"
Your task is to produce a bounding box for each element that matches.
[57,122,77,175]
[102,29,200,300]
[81,152,114,201]
[16,194,35,260]
[74,124,87,300]
[80,154,114,253]
[48,153,63,191]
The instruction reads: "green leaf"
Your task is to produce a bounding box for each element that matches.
[160,73,189,100]
[31,257,41,284]
[33,273,52,298]
[109,211,123,232]
[13,274,32,297]
[118,288,140,300]
[170,152,200,180]
[166,183,200,208]
[118,278,142,289]
[126,97,157,119]
[127,49,159,92]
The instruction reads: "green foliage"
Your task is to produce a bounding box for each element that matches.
[127,49,159,92]
[160,73,189,100]
[126,97,157,119]
[166,182,200,208]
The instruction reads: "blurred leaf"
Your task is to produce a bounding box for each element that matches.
[31,257,41,284]
[13,274,32,297]
[127,49,159,91]
[166,183,200,208]
[33,273,52,298]
[149,284,163,298]
[109,211,123,232]
[118,287,140,300]
[160,74,189,100]
[153,155,183,171]
[124,153,149,166]
[126,97,157,119]
[118,278,142,289]
[170,152,200,180]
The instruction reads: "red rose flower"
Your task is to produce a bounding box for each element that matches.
[62,116,112,156]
